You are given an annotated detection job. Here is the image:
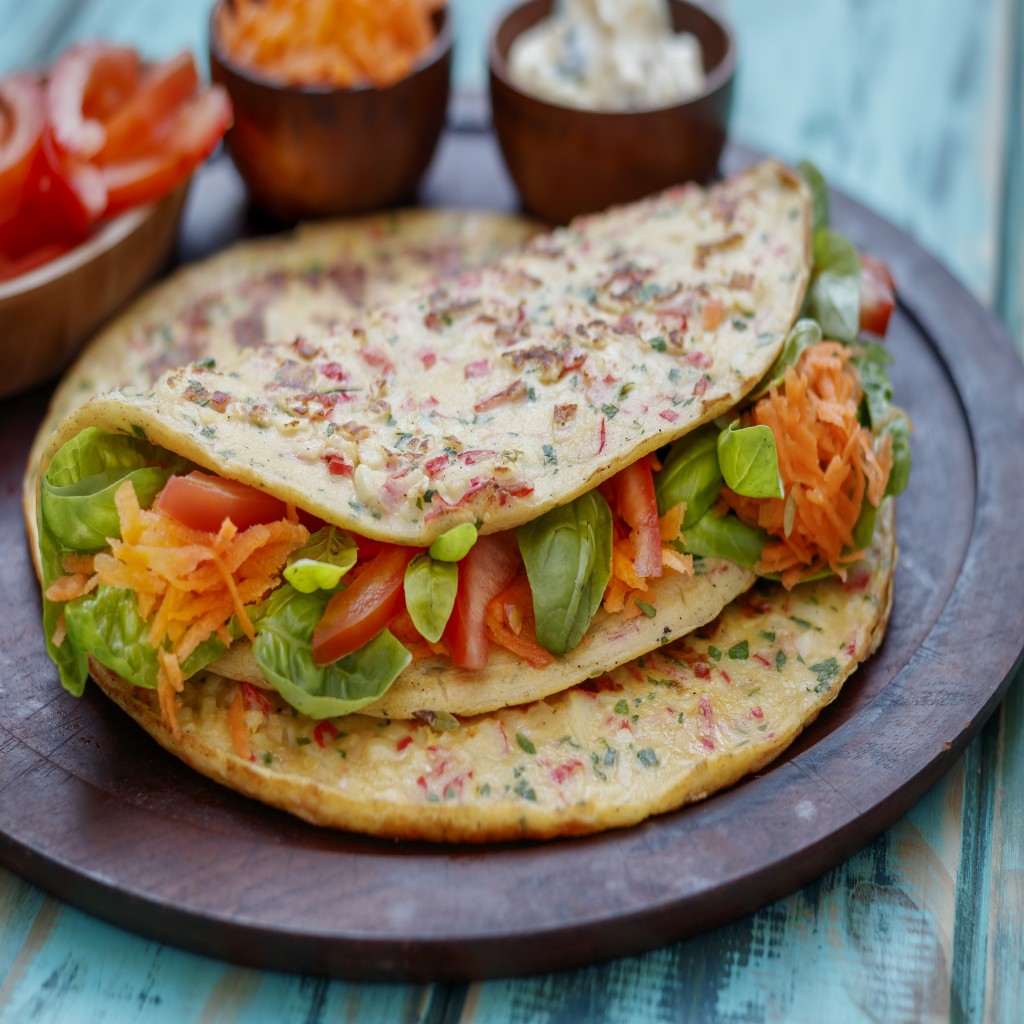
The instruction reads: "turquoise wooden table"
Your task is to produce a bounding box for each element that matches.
[2,1,1022,1020]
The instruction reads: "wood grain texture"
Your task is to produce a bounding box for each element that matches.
[0,0,1020,1020]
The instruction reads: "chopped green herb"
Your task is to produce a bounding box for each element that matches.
[708,646,722,662]
[810,658,840,690]
[516,732,537,755]
[479,783,491,797]
[614,699,630,715]
[637,747,659,768]
[635,599,657,618]
[514,778,537,801]
[728,640,749,661]
[758,630,776,643]
[775,650,787,672]
[542,444,557,466]
[262,751,273,765]
[649,336,667,352]
[601,403,619,418]
[296,737,311,746]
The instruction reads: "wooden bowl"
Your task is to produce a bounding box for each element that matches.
[489,0,736,223]
[209,1,452,222]
[0,184,188,400]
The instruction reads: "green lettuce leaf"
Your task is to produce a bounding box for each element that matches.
[517,491,612,656]
[797,159,830,234]
[253,584,411,719]
[680,510,769,571]
[807,228,861,343]
[63,586,226,690]
[717,421,784,499]
[404,553,458,643]
[654,426,723,526]
[38,429,192,695]
[284,525,358,593]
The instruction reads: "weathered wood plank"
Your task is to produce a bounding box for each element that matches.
[722,0,1007,304]
[0,876,433,1023]
[985,670,1024,1024]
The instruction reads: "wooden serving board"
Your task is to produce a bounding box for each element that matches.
[1,138,1022,982]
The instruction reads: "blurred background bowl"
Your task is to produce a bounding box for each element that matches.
[489,0,735,224]
[0,183,188,400]
[209,0,452,222]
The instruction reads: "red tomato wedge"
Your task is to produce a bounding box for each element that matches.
[100,86,231,215]
[154,472,288,532]
[609,457,662,579]
[0,75,45,224]
[312,545,420,666]
[1,127,103,258]
[96,52,200,164]
[47,44,141,158]
[859,253,896,338]
[444,532,522,670]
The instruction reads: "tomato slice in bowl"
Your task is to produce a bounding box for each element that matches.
[100,86,231,216]
[444,532,522,670]
[312,545,420,666]
[154,471,289,532]
[0,75,45,224]
[97,52,200,164]
[47,43,140,158]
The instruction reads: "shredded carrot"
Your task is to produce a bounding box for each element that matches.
[217,0,442,88]
[485,573,554,670]
[659,502,686,542]
[45,573,98,602]
[157,649,185,739]
[45,480,311,733]
[722,342,892,587]
[228,689,253,761]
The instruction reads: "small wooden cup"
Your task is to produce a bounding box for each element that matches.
[489,0,736,224]
[209,1,453,222]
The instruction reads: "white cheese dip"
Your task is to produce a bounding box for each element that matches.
[507,0,706,111]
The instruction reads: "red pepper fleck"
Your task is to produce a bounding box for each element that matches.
[424,454,450,476]
[720,670,731,685]
[321,362,347,382]
[694,662,711,678]
[551,759,583,785]
[396,735,414,752]
[753,653,772,667]
[419,350,437,370]
[464,359,490,379]
[686,351,712,368]
[474,380,527,413]
[458,449,498,466]
[751,706,764,719]
[659,409,679,422]
[313,720,338,747]
[693,376,708,396]
[321,453,353,477]
[416,776,427,790]
[240,682,271,714]
[597,417,607,454]
[358,347,395,375]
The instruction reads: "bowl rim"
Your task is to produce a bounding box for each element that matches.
[488,0,736,117]
[208,0,453,97]
[0,189,181,302]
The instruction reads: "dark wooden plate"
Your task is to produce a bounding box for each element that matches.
[2,138,1023,983]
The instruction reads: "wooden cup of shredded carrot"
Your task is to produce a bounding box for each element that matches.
[216,0,446,88]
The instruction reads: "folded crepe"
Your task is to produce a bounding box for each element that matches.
[32,159,908,839]
[35,160,812,723]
